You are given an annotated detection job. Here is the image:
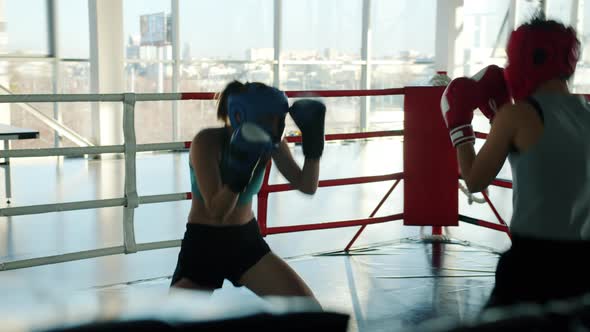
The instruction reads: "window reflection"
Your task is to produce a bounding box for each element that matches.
[462,0,511,76]
[0,0,49,55]
[372,0,436,61]
[282,0,362,61]
[180,0,273,61]
[59,61,92,148]
[58,0,90,59]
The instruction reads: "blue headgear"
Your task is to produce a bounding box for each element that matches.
[227,83,289,147]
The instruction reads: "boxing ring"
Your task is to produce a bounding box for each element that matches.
[1,89,590,332]
[0,87,512,271]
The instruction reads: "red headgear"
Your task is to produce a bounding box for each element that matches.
[504,21,579,101]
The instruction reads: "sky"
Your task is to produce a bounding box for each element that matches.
[1,0,588,60]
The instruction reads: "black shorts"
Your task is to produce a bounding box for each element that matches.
[170,218,271,289]
[486,234,590,309]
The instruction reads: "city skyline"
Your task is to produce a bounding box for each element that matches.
[3,0,588,60]
[0,0,512,59]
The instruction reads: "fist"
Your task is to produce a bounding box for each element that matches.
[471,65,511,121]
[441,77,477,147]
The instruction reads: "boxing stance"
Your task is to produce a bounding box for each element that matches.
[441,17,590,308]
[171,81,325,306]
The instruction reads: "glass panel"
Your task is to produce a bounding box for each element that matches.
[285,96,359,134]
[281,64,361,134]
[371,63,435,88]
[58,61,91,147]
[462,0,511,76]
[180,64,362,136]
[178,99,218,142]
[516,0,542,26]
[371,0,436,61]
[124,0,171,61]
[281,0,362,61]
[1,61,53,149]
[574,3,590,93]
[573,67,590,94]
[179,0,273,61]
[125,63,174,144]
[368,96,404,131]
[179,62,273,92]
[135,101,174,144]
[334,101,359,133]
[125,63,174,93]
[280,64,361,90]
[584,0,590,35]
[1,0,49,55]
[57,0,89,59]
[545,0,574,25]
[369,63,434,131]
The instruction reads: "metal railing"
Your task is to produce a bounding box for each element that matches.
[0,88,406,271]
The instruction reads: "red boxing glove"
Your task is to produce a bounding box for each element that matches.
[441,77,478,147]
[471,65,511,122]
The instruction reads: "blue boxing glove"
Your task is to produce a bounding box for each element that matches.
[289,99,326,159]
[221,123,273,193]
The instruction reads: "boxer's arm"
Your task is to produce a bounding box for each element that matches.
[271,138,319,195]
[457,104,517,193]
